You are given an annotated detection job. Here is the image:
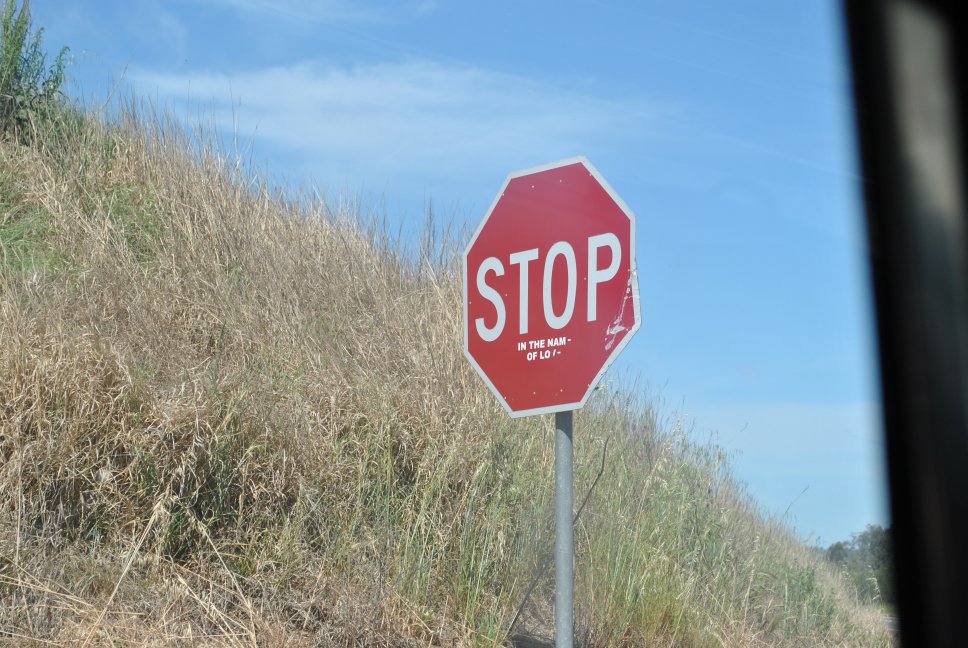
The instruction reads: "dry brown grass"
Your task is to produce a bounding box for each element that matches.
[0,102,895,646]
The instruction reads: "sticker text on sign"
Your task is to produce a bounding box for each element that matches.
[518,337,573,361]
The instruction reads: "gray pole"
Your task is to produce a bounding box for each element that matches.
[555,410,574,647]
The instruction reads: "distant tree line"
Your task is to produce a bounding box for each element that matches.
[824,524,894,606]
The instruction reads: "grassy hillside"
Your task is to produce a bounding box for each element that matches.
[0,103,893,647]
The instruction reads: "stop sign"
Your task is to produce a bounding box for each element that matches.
[463,156,641,417]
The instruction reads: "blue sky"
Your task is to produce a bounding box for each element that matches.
[34,0,886,545]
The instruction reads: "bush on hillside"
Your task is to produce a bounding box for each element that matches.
[0,0,68,137]
[826,524,895,606]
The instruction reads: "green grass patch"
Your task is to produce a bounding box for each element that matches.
[0,166,64,274]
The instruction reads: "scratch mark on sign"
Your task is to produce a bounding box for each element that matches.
[604,274,634,351]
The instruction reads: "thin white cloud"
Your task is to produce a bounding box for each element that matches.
[191,0,421,24]
[132,59,661,184]
[415,0,439,15]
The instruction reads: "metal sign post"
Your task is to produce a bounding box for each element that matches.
[555,410,574,647]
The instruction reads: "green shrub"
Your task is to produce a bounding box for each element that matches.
[825,524,895,606]
[0,0,68,137]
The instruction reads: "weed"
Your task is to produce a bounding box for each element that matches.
[0,0,68,137]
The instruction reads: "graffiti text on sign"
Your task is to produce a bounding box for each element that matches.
[517,337,572,362]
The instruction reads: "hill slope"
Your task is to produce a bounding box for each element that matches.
[0,105,892,646]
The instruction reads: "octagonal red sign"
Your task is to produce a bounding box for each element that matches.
[463,156,641,417]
